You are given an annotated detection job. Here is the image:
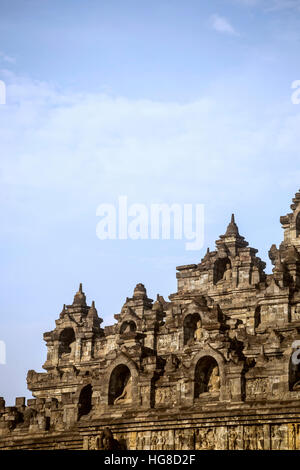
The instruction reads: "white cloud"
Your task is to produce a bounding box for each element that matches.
[0,70,299,219]
[210,14,239,36]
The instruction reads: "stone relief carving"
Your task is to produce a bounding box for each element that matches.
[85,427,125,450]
[195,428,215,450]
[174,429,194,450]
[81,424,299,450]
[271,425,288,450]
[288,423,300,450]
[136,433,147,450]
[243,426,261,450]
[155,386,175,405]
[228,426,240,450]
[139,385,150,406]
[246,378,270,396]
[154,431,169,450]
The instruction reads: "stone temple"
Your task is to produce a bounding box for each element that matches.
[1,191,300,450]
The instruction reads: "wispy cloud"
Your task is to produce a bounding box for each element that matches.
[210,14,239,36]
[233,0,300,11]
[266,0,300,11]
[232,0,259,5]
[0,70,299,206]
[0,51,16,64]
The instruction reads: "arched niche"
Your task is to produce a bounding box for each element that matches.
[108,364,132,405]
[78,384,92,419]
[194,356,220,398]
[213,258,232,284]
[296,213,300,238]
[58,327,75,358]
[289,350,300,391]
[183,313,201,345]
[120,320,137,334]
[254,306,261,329]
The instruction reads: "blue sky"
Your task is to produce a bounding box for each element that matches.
[0,0,300,404]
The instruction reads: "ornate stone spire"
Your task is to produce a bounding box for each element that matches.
[72,283,87,307]
[86,300,102,328]
[225,214,240,237]
[280,189,300,250]
[217,214,248,249]
[202,247,210,261]
[59,304,67,319]
[88,300,97,315]
[290,189,300,211]
[152,294,163,312]
[133,283,147,299]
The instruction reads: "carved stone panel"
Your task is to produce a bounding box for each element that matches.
[288,423,300,450]
[227,426,243,450]
[139,385,150,406]
[195,427,215,450]
[271,424,288,450]
[136,432,151,450]
[155,386,175,406]
[174,429,194,450]
[243,426,264,450]
[246,378,271,397]
[150,430,174,450]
